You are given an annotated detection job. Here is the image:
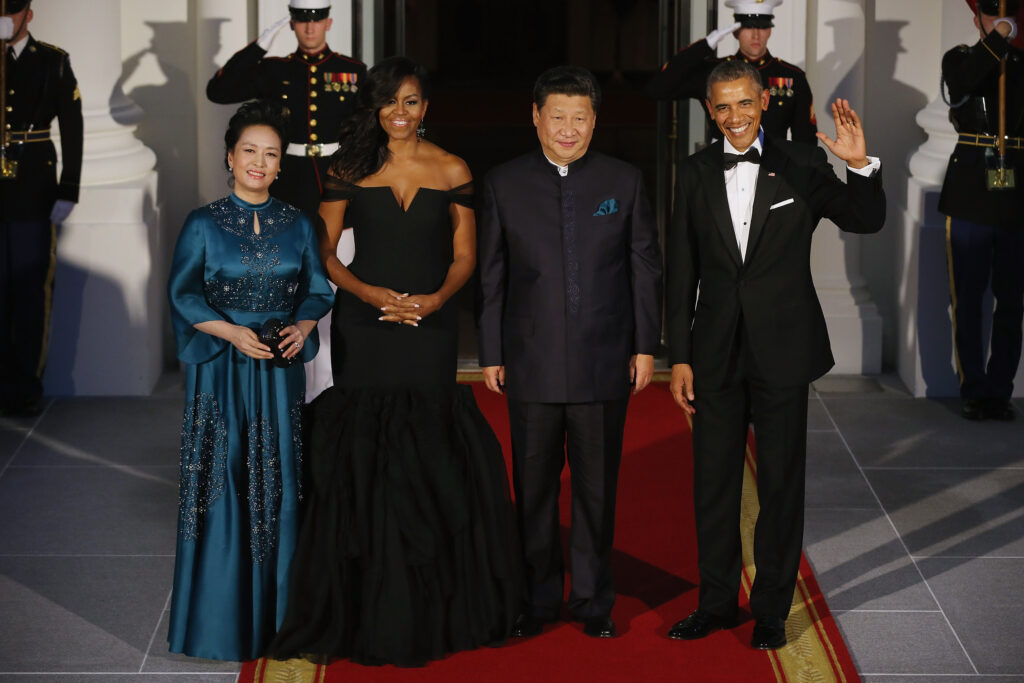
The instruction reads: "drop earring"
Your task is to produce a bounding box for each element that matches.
[416,119,426,141]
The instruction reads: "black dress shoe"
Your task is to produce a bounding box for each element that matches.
[984,398,1017,421]
[3,398,43,418]
[751,617,787,650]
[510,613,553,638]
[581,616,616,638]
[667,610,737,640]
[961,398,986,421]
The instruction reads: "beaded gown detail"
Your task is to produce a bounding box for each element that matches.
[267,176,520,666]
[167,194,333,661]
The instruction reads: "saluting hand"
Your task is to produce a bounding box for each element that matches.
[816,99,869,169]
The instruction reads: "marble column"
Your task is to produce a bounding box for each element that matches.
[34,0,161,396]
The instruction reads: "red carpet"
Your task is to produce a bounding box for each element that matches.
[240,382,858,682]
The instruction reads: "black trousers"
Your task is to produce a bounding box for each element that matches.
[691,323,809,621]
[0,219,56,408]
[507,397,629,620]
[273,155,330,220]
[946,216,1024,400]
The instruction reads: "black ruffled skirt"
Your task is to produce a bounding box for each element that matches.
[267,384,521,666]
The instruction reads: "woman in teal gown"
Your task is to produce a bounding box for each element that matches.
[166,101,333,661]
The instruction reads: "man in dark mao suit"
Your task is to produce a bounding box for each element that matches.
[478,66,663,640]
[665,60,885,650]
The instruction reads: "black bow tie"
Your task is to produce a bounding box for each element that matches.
[723,148,761,170]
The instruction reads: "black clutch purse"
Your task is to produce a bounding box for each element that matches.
[258,318,295,368]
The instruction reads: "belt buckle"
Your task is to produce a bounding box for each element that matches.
[307,144,322,157]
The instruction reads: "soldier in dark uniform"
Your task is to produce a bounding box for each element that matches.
[646,0,817,144]
[207,0,366,218]
[0,0,83,417]
[939,0,1023,421]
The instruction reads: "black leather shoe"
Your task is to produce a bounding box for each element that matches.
[510,613,553,638]
[581,616,616,638]
[961,398,986,421]
[667,610,737,640]
[984,398,1017,421]
[751,617,787,650]
[3,398,43,418]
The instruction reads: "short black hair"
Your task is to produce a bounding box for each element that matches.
[223,100,289,170]
[533,65,602,113]
[706,60,764,100]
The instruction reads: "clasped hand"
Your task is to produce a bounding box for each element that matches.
[229,323,308,360]
[366,286,441,327]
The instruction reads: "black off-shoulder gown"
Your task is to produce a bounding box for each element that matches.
[267,176,520,666]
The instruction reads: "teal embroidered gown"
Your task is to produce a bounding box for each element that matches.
[166,194,333,661]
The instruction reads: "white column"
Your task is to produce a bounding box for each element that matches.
[196,0,251,205]
[804,0,883,375]
[34,0,161,396]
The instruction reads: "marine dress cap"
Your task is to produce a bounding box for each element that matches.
[289,0,330,22]
[726,0,782,28]
[2,0,31,15]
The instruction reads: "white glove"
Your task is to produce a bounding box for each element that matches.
[257,15,291,51]
[706,21,742,50]
[0,17,14,41]
[994,17,1019,40]
[50,199,75,225]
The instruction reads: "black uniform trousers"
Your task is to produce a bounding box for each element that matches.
[947,216,1024,400]
[0,220,56,408]
[691,317,808,621]
[275,155,331,220]
[507,396,630,620]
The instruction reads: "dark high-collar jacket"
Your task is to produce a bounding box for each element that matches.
[0,34,83,221]
[939,31,1023,227]
[478,149,663,403]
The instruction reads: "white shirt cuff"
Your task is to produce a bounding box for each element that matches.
[847,156,880,177]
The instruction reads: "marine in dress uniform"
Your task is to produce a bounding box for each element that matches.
[0,0,83,417]
[646,0,817,144]
[939,0,1024,421]
[206,0,366,219]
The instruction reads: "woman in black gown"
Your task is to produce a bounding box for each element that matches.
[268,57,519,666]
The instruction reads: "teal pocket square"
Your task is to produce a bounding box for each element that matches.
[594,198,619,216]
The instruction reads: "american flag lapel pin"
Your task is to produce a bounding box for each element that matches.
[768,172,776,177]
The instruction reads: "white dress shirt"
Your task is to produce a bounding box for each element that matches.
[9,35,28,60]
[723,130,881,262]
[722,134,763,262]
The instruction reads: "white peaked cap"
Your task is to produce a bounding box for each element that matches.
[289,0,331,9]
[724,0,783,16]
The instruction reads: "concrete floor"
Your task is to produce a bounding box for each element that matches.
[0,373,1021,681]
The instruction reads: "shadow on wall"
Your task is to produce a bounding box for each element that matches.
[110,18,227,369]
[817,14,931,371]
[43,190,158,395]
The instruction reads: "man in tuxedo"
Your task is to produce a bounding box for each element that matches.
[478,66,662,640]
[665,60,884,649]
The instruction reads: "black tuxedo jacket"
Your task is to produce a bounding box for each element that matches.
[666,137,885,390]
[478,149,663,403]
